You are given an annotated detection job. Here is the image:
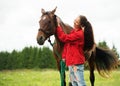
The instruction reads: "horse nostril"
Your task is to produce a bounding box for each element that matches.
[40,36,43,40]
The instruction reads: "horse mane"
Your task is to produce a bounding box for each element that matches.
[54,15,73,34]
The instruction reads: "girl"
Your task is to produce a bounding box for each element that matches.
[57,15,94,86]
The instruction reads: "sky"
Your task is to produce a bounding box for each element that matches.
[0,0,120,54]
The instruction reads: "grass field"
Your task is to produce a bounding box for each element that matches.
[0,69,120,86]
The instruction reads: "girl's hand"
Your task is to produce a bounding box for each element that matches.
[62,59,65,62]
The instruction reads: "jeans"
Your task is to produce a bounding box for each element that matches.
[68,64,86,86]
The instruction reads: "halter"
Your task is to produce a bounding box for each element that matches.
[39,28,47,34]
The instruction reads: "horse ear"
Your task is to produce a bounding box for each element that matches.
[51,7,57,14]
[41,8,45,14]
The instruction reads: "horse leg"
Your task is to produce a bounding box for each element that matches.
[53,53,66,86]
[69,82,72,86]
[88,52,95,86]
[89,65,95,86]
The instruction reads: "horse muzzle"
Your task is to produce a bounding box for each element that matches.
[37,36,46,45]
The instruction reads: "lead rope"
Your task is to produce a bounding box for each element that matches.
[48,37,66,86]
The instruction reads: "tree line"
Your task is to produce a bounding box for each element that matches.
[0,41,119,70]
[0,46,56,70]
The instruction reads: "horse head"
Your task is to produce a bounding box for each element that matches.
[37,7,57,45]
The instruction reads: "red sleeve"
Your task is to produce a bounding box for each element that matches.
[57,26,84,43]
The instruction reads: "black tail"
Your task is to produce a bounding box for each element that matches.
[95,47,118,77]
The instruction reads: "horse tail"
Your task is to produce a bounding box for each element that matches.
[95,46,118,77]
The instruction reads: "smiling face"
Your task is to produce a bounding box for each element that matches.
[36,8,57,45]
[74,16,81,28]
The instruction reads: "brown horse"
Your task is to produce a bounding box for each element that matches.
[36,7,118,86]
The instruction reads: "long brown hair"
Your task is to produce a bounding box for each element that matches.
[79,15,94,51]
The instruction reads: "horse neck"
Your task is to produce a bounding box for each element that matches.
[54,21,72,41]
[59,22,73,34]
[54,22,73,52]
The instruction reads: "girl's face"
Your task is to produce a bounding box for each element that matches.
[74,16,81,28]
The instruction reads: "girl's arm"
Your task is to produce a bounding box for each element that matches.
[57,26,84,43]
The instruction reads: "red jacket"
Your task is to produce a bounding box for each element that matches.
[57,26,85,66]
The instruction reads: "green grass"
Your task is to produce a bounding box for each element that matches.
[0,69,120,86]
